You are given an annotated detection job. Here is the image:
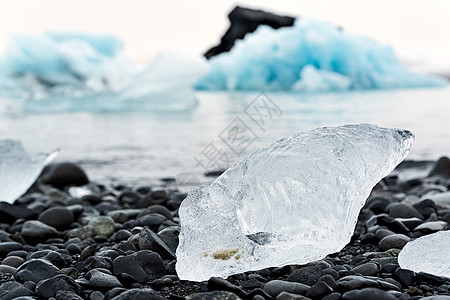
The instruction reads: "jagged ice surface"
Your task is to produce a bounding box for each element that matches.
[196,18,447,91]
[398,230,450,278]
[0,140,58,203]
[176,124,414,281]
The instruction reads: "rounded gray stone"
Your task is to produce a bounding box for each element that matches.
[88,216,116,237]
[378,234,410,250]
[263,280,310,297]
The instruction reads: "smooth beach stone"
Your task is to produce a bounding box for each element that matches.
[428,156,450,178]
[35,274,84,298]
[276,292,312,300]
[20,220,58,241]
[41,162,89,189]
[318,274,338,290]
[208,277,246,298]
[88,216,116,237]
[28,250,70,268]
[0,203,37,224]
[413,221,448,233]
[56,290,84,300]
[110,288,164,300]
[187,291,242,300]
[139,190,169,207]
[341,287,397,300]
[38,206,74,229]
[0,265,16,274]
[176,124,414,281]
[378,234,410,250]
[133,214,166,230]
[337,276,400,291]
[398,230,450,278]
[412,199,437,218]
[306,281,333,299]
[374,229,394,241]
[264,280,310,297]
[86,269,122,288]
[90,291,105,300]
[2,256,24,268]
[287,264,327,286]
[322,293,342,300]
[394,268,415,287]
[0,282,33,300]
[351,263,379,276]
[0,242,23,255]
[421,192,450,207]
[68,225,97,240]
[15,258,59,283]
[112,250,165,283]
[388,203,423,219]
[137,205,173,220]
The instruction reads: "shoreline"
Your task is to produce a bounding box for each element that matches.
[0,158,449,299]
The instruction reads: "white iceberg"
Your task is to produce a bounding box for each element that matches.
[176,124,414,281]
[0,140,58,203]
[398,230,450,278]
[195,18,447,91]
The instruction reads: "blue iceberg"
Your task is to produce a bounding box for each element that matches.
[0,33,206,112]
[196,18,447,91]
[0,32,124,87]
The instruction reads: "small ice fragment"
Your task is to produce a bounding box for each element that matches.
[398,230,450,278]
[0,140,58,203]
[176,124,414,281]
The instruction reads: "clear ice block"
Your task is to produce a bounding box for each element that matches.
[176,124,414,281]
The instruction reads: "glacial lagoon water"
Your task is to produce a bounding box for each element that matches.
[0,86,449,186]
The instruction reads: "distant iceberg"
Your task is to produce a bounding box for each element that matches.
[0,33,207,112]
[196,18,447,91]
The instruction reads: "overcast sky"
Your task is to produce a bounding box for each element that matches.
[1,0,449,71]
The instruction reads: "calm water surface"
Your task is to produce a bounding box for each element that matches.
[0,87,449,185]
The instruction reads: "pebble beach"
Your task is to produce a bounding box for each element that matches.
[0,157,449,300]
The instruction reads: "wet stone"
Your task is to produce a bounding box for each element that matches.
[110,288,164,300]
[264,280,310,297]
[35,274,84,298]
[138,226,175,259]
[88,216,116,237]
[0,242,23,256]
[20,220,58,242]
[86,269,122,288]
[38,206,74,229]
[186,291,242,300]
[15,258,59,283]
[341,287,397,300]
[112,250,165,283]
[2,256,25,268]
[378,234,410,250]
[0,282,33,300]
[306,280,333,299]
[287,264,327,286]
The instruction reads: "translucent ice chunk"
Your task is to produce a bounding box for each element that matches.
[176,124,414,281]
[398,230,450,278]
[0,140,58,203]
